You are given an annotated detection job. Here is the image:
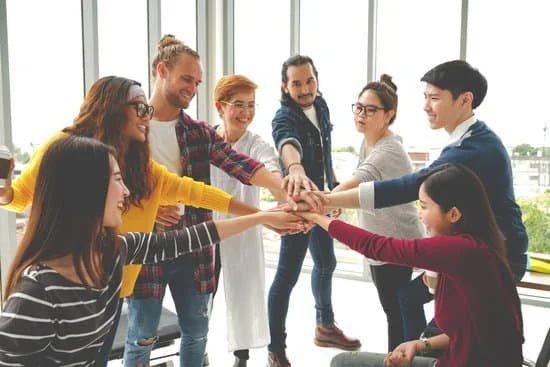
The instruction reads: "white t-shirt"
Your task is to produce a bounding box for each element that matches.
[148,118,182,176]
[302,105,330,189]
[303,106,321,134]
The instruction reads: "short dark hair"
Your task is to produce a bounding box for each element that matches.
[421,60,487,109]
[280,54,320,106]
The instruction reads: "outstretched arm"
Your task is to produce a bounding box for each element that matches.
[122,211,304,265]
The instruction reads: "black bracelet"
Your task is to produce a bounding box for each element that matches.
[286,162,302,171]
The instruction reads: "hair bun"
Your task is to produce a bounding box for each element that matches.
[158,34,182,50]
[380,73,397,92]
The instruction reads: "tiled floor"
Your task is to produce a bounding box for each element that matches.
[112,267,550,367]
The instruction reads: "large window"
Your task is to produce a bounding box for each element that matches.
[469,1,550,255]
[234,0,290,143]
[7,0,84,151]
[300,0,371,274]
[161,0,197,117]
[234,0,291,267]
[6,0,84,242]
[300,0,370,151]
[98,0,149,94]
[376,0,462,151]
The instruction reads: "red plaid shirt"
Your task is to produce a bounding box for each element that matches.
[132,111,263,299]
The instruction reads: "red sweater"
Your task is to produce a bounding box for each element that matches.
[329,220,524,367]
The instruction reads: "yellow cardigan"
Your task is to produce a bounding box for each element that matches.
[3,132,232,297]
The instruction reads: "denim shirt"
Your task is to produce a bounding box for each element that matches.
[272,96,336,190]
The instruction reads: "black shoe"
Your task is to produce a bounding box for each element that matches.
[233,356,247,367]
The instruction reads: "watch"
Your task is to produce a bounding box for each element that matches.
[420,337,432,351]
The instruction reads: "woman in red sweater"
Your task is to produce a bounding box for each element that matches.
[299,163,523,366]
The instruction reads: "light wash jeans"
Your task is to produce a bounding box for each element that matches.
[267,225,337,353]
[123,255,211,367]
[331,352,437,367]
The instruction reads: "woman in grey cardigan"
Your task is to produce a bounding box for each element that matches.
[331,74,424,350]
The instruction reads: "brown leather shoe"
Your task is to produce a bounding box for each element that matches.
[267,351,291,367]
[314,323,361,350]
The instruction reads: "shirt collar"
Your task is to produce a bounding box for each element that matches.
[448,114,477,144]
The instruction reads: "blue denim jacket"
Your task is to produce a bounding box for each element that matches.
[272,96,336,190]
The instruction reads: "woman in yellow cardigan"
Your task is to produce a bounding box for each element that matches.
[0,76,280,364]
[0,76,261,295]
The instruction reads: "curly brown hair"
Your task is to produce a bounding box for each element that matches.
[63,76,152,209]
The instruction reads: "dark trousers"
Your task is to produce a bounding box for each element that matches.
[370,264,412,350]
[397,273,433,341]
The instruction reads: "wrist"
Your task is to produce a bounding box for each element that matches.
[419,337,431,352]
[286,162,303,172]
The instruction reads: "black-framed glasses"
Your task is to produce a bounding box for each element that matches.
[128,101,155,119]
[220,101,258,111]
[351,103,386,116]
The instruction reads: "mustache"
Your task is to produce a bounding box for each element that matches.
[298,93,314,98]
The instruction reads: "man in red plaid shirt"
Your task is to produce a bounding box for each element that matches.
[123,35,290,367]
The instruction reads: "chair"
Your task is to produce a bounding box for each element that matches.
[109,303,181,363]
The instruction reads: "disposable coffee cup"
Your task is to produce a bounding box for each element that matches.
[0,145,12,188]
[177,202,186,216]
[425,270,439,295]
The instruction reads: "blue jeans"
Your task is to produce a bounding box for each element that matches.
[268,225,337,353]
[124,255,211,367]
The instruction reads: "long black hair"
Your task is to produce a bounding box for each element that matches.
[4,136,119,298]
[419,163,511,275]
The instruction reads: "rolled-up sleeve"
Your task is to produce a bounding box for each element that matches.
[359,181,375,215]
[272,111,303,158]
[209,128,263,185]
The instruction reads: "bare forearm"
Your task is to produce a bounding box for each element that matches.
[227,197,260,215]
[280,144,302,169]
[250,167,284,195]
[418,334,449,352]
[214,212,264,239]
[300,212,333,231]
[265,172,288,203]
[325,187,360,209]
[331,176,360,194]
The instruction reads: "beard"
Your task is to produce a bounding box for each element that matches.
[165,87,191,110]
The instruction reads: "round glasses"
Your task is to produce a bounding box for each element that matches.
[128,101,155,119]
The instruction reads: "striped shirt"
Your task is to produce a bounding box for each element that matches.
[0,221,219,366]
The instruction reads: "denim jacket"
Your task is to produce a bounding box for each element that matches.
[272,96,336,190]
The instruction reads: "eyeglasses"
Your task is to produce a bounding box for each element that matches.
[220,101,258,111]
[351,103,386,116]
[128,102,155,119]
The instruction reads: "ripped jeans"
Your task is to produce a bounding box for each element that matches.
[124,255,211,367]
